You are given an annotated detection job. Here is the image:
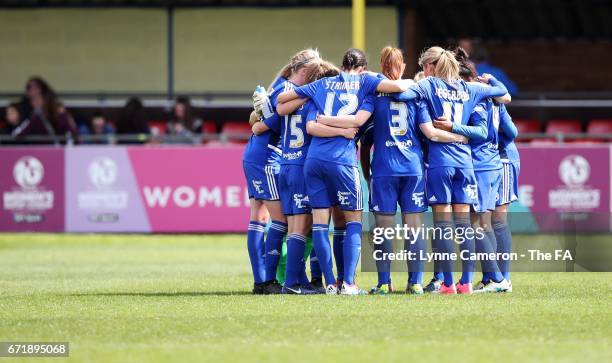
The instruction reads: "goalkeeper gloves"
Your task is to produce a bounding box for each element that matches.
[252,86,274,120]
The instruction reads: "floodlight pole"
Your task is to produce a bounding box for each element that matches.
[352,0,366,51]
[167,6,174,101]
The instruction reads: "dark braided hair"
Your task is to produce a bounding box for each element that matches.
[454,47,477,82]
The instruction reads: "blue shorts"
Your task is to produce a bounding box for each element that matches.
[304,159,362,211]
[473,169,502,213]
[371,175,427,214]
[278,164,311,215]
[426,166,478,205]
[243,161,280,201]
[496,161,520,206]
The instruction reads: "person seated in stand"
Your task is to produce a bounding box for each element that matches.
[79,111,115,144]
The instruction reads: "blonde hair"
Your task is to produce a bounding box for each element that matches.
[379,46,404,80]
[413,71,425,82]
[270,48,320,89]
[302,60,340,84]
[418,46,460,82]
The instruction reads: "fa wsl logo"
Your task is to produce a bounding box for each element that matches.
[78,157,128,213]
[549,155,600,209]
[3,156,54,223]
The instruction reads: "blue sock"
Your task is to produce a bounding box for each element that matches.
[375,237,392,286]
[493,220,513,281]
[476,230,504,283]
[312,224,335,286]
[456,218,475,284]
[246,221,266,284]
[332,228,345,282]
[343,221,362,285]
[309,248,322,280]
[284,234,306,287]
[434,220,454,287]
[431,237,444,281]
[407,236,425,285]
[486,230,504,282]
[264,221,287,282]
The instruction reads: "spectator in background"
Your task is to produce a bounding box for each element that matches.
[79,111,115,144]
[2,103,22,134]
[116,97,150,144]
[14,76,78,144]
[458,38,519,96]
[166,97,202,144]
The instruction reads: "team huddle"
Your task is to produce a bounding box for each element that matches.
[243,45,520,295]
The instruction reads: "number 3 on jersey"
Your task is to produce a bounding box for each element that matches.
[324,92,358,116]
[389,101,408,136]
[442,101,464,124]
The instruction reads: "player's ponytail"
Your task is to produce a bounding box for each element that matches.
[341,48,368,71]
[270,48,320,90]
[454,47,477,82]
[418,46,460,83]
[413,71,425,82]
[435,50,460,82]
[380,46,405,80]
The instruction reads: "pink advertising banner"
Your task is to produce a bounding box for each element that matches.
[0,147,64,232]
[517,145,610,213]
[516,145,611,232]
[128,147,250,232]
[0,145,610,233]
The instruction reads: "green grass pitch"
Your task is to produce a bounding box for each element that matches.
[0,233,610,363]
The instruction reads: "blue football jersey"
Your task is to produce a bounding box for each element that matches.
[395,77,508,168]
[498,104,520,163]
[280,96,316,166]
[470,100,502,171]
[371,92,430,177]
[296,72,381,166]
[242,80,285,165]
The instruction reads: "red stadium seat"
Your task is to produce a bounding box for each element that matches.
[545,120,582,134]
[545,120,582,143]
[514,119,541,142]
[149,120,167,135]
[587,119,612,135]
[222,121,252,143]
[201,120,217,134]
[200,121,218,144]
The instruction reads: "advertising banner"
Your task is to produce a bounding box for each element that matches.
[128,147,250,232]
[0,148,64,232]
[516,145,610,231]
[65,147,150,232]
[0,145,609,233]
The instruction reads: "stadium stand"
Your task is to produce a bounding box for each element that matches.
[587,119,612,135]
[545,120,582,142]
[545,120,583,134]
[148,120,167,135]
[221,121,251,143]
[515,119,541,142]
